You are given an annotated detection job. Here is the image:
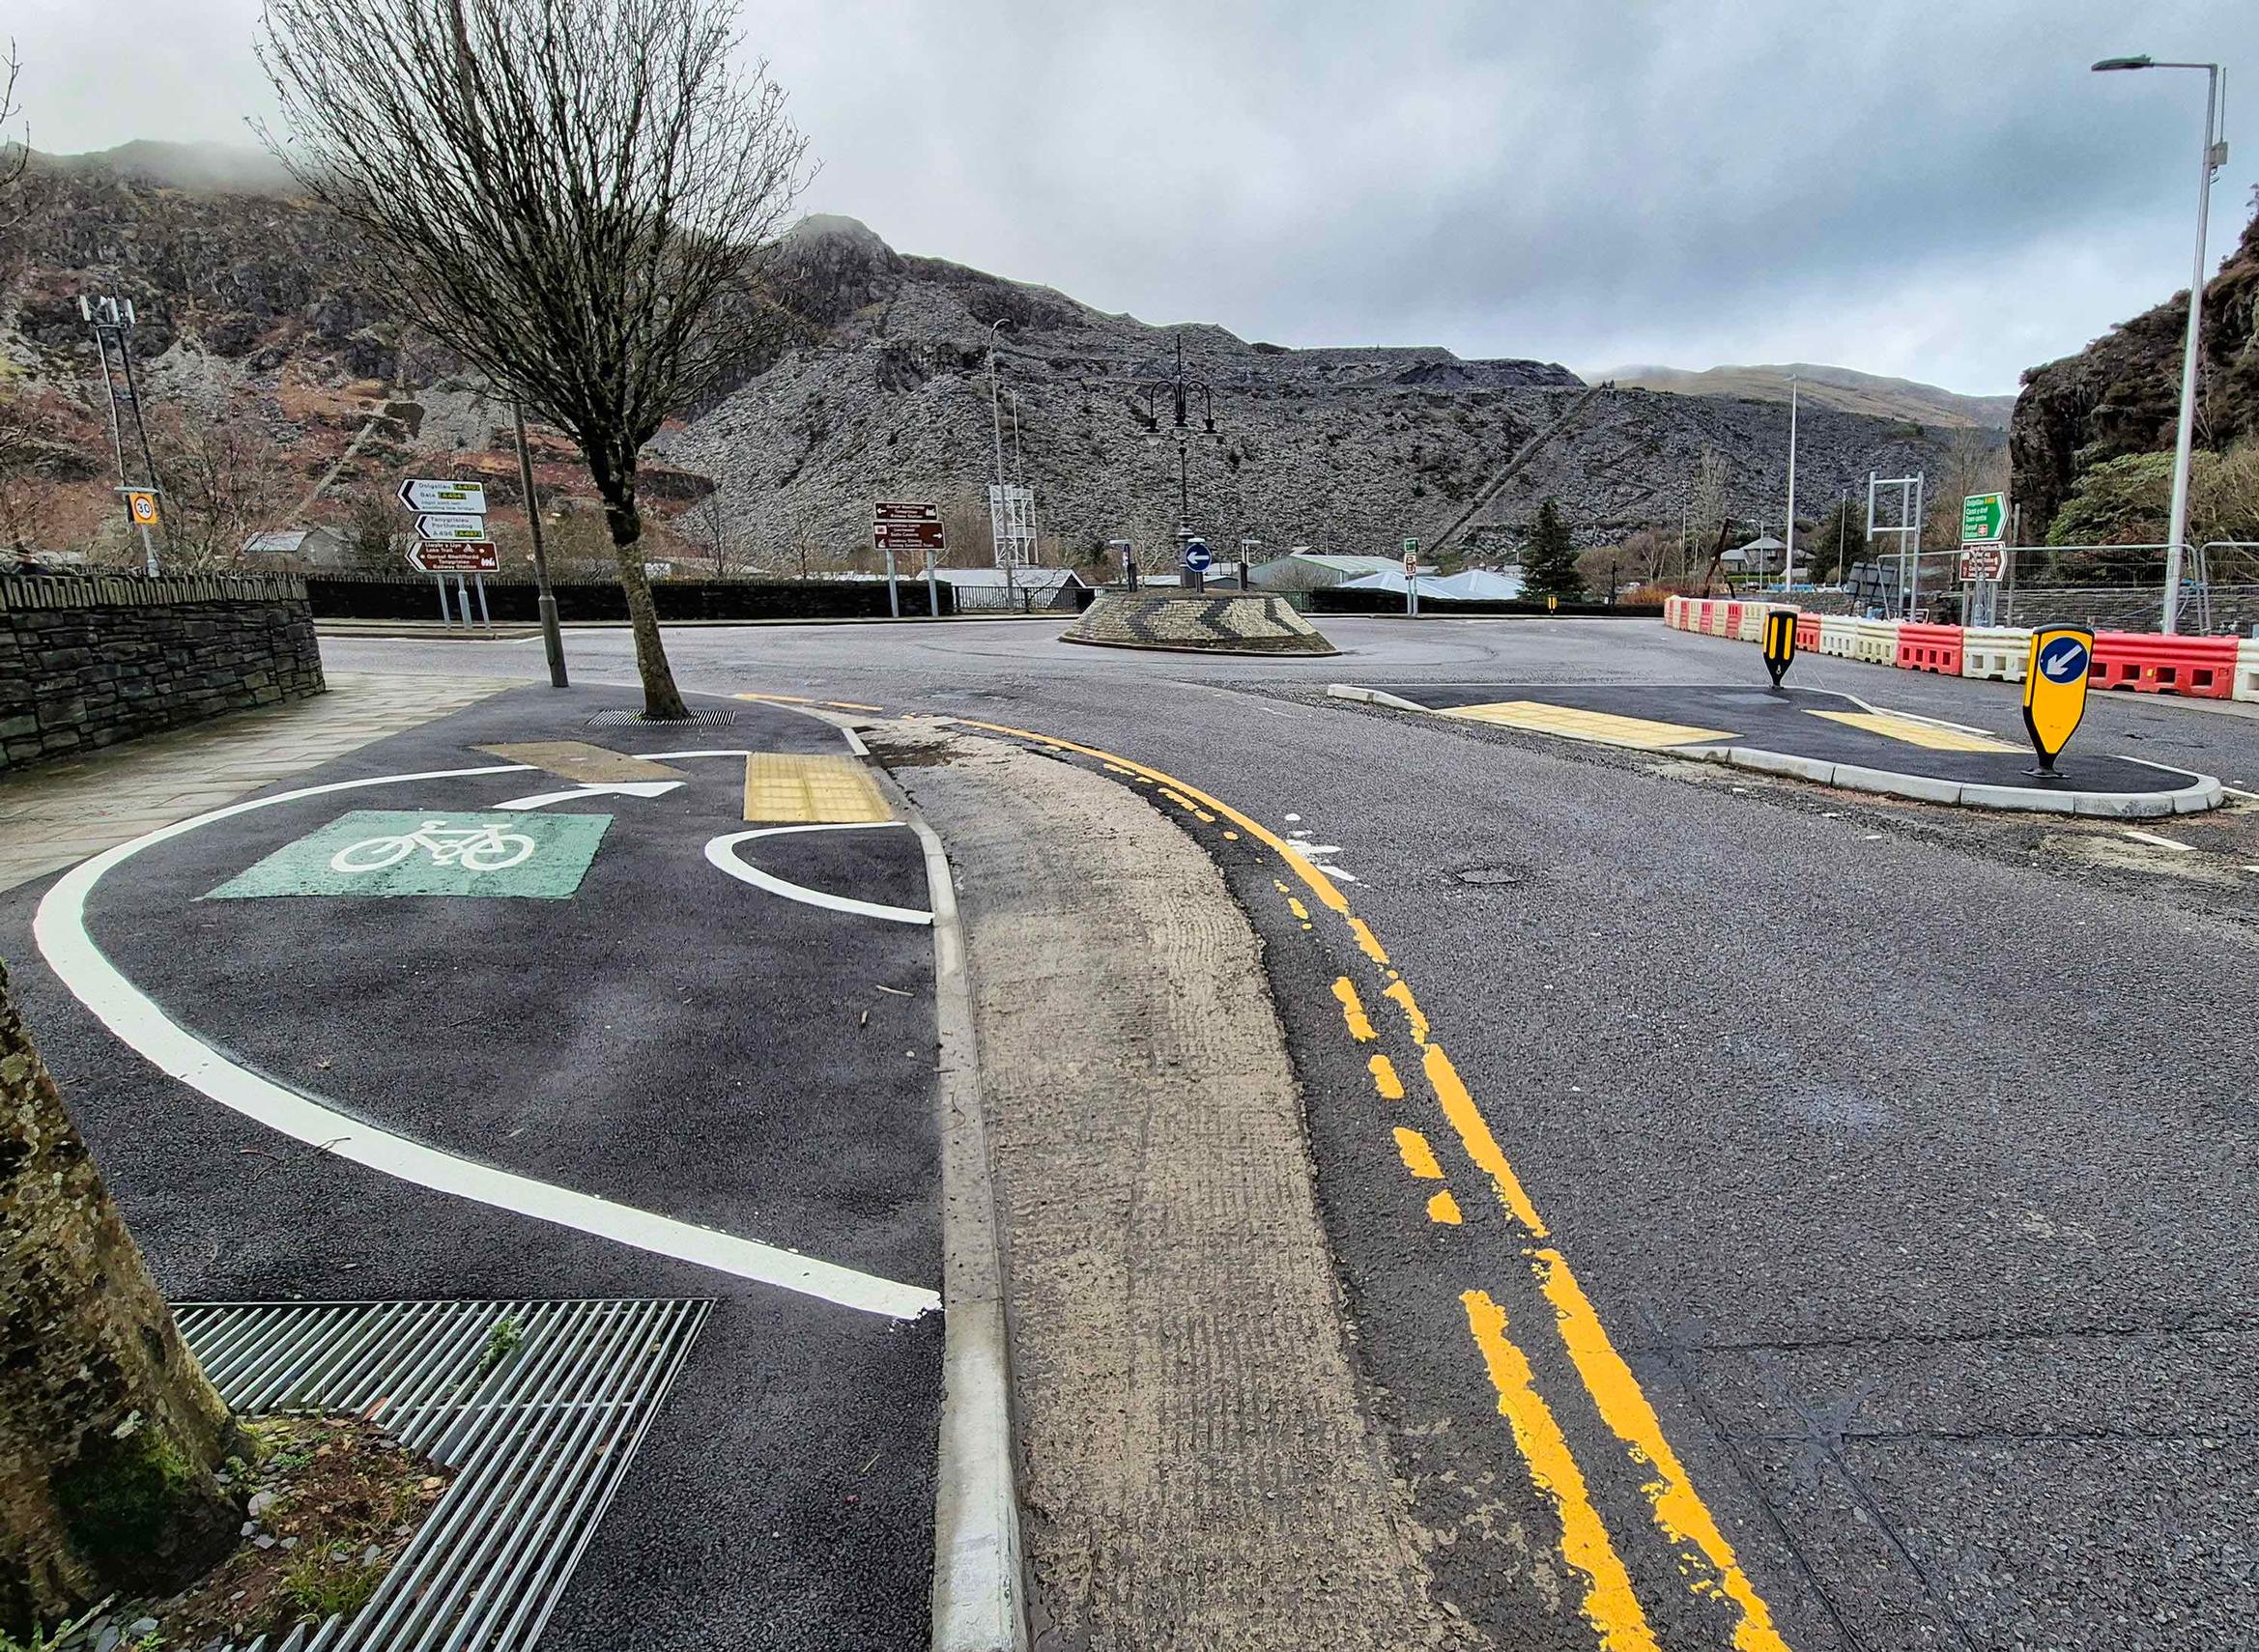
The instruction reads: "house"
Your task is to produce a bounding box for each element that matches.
[243,526,354,568]
[1339,567,1527,603]
[1248,552,1421,591]
[1722,534,1787,575]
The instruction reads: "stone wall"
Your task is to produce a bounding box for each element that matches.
[2003,584,2259,638]
[0,573,325,773]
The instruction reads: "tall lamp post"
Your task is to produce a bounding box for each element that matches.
[2092,55,2228,634]
[1135,334,1221,544]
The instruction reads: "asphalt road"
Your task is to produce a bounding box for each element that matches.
[324,617,2259,1647]
[4,685,944,1651]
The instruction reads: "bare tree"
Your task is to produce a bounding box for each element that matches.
[675,487,745,577]
[0,39,26,206]
[148,402,298,568]
[2,967,246,1635]
[257,0,812,717]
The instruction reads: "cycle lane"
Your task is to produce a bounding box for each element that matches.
[5,683,949,1650]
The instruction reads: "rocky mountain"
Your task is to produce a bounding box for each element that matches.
[1602,363,2015,431]
[2010,198,2259,541]
[2,148,1966,568]
[668,217,1955,562]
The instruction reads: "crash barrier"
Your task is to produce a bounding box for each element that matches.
[1961,627,2033,683]
[1895,622,1964,676]
[2088,632,2239,699]
[1849,618,1901,666]
[1669,602,2256,703]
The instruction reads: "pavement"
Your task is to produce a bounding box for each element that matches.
[16,615,2259,1649]
[1333,680,2224,812]
[3,681,949,1649]
[307,614,2259,1651]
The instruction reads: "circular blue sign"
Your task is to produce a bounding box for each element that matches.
[1184,540,1213,571]
[2037,637,2090,684]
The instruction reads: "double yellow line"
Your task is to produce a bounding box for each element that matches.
[956,717,1790,1652]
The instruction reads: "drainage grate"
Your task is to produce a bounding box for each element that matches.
[584,708,737,729]
[178,1297,711,1652]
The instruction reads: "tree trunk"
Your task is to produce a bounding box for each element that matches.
[0,965,243,1635]
[591,449,689,721]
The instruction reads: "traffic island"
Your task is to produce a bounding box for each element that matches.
[1330,681,2227,817]
[1061,590,1338,655]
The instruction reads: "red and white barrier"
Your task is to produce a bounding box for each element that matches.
[1962,627,2032,683]
[2235,639,2259,703]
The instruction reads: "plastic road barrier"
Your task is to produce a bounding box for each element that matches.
[2089,632,2239,698]
[1817,615,1859,658]
[2237,639,2259,703]
[1849,617,1901,665]
[1721,602,1742,640]
[1962,626,2034,683]
[1736,603,1768,642]
[1794,612,1823,651]
[1895,622,1964,676]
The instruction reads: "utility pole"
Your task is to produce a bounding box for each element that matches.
[2091,55,2228,633]
[1135,333,1220,554]
[80,295,167,574]
[1782,376,1798,593]
[512,400,568,687]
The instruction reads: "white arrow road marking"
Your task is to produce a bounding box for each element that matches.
[33,759,939,1322]
[706,824,934,926]
[497,779,685,811]
[1287,830,1359,883]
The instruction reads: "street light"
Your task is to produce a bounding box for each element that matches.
[2092,53,2229,633]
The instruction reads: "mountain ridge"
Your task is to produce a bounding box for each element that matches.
[1598,362,2014,430]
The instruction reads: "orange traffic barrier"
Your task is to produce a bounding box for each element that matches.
[1895,622,1964,675]
[1793,612,1822,650]
[2089,632,2239,698]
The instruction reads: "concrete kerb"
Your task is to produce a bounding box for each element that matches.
[1327,683,2226,817]
[774,703,1028,1652]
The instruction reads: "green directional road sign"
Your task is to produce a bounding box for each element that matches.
[205,810,614,899]
[1960,491,2007,545]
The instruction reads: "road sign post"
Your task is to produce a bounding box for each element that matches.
[1960,491,2009,627]
[1960,492,2007,546]
[399,479,489,514]
[1402,537,1419,617]
[1184,536,1213,593]
[874,502,944,619]
[2022,626,2094,777]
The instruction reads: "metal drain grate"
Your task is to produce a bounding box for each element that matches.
[584,708,737,729]
[178,1297,711,1652]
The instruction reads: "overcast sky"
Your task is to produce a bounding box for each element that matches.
[10,0,2256,394]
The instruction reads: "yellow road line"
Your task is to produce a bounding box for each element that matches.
[1463,1292,1661,1652]
[947,714,1790,1646]
[742,752,892,824]
[1368,1054,1405,1100]
[1384,980,1429,1044]
[1442,700,1736,750]
[1804,708,2017,752]
[1536,1252,1790,1650]
[1392,1125,1444,1180]
[1423,1042,1549,1236]
[1427,1190,1463,1225]
[1332,977,1377,1041]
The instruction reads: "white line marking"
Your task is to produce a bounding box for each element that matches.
[497,780,684,810]
[33,759,939,1322]
[2121,828,2195,852]
[705,825,934,926]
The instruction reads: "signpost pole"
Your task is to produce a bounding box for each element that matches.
[886,546,901,618]
[510,403,569,688]
[925,549,940,619]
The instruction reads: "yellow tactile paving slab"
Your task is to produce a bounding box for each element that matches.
[1803,710,2019,753]
[1441,699,1736,750]
[742,752,893,823]
[475,741,685,783]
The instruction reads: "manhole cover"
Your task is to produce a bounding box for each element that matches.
[585,708,738,729]
[1454,865,1529,886]
[179,1296,709,1651]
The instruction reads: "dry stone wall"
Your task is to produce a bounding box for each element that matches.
[0,573,325,773]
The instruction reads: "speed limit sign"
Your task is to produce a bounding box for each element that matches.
[125,489,160,527]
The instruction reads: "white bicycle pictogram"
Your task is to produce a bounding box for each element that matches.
[329,819,538,874]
